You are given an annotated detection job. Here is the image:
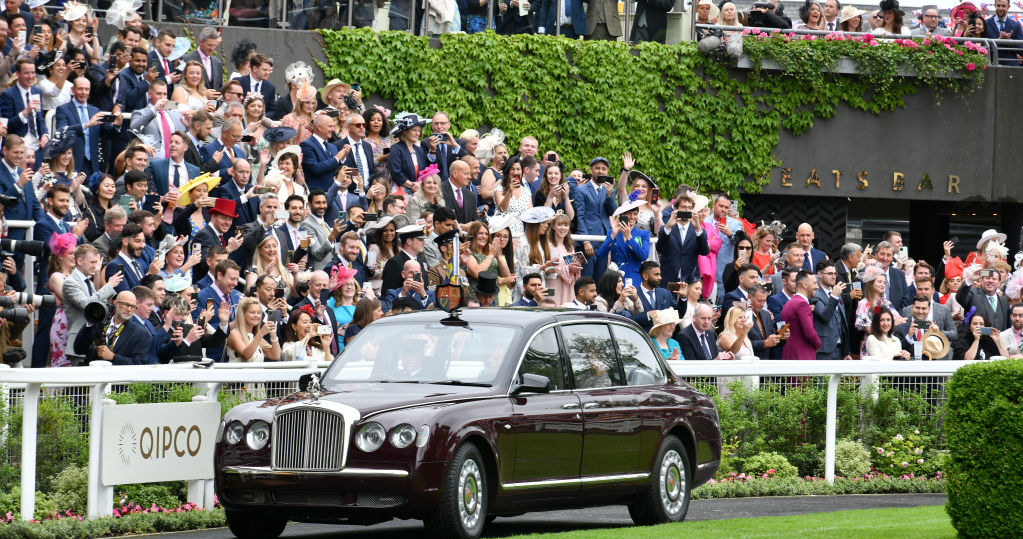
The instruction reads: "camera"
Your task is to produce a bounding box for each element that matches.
[241,135,254,143]
[84,301,113,325]
[595,175,613,184]
[0,239,45,257]
[0,195,18,209]
[325,109,341,119]
[0,293,56,309]
[0,308,28,324]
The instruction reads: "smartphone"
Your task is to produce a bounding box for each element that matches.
[914,320,929,330]
[206,298,214,310]
[352,83,360,91]
[268,309,281,323]
[545,288,555,297]
[234,228,243,237]
[667,282,681,292]
[383,146,391,155]
[171,320,184,331]
[326,109,340,118]
[624,278,633,288]
[412,273,422,283]
[316,324,332,335]
[240,135,254,143]
[852,281,862,291]
[436,133,449,142]
[651,187,660,205]
[545,152,557,163]
[950,236,959,246]
[617,214,630,225]
[101,114,117,123]
[190,243,201,257]
[596,175,613,184]
[898,246,909,260]
[676,211,692,221]
[980,327,993,336]
[253,186,272,195]
[16,30,26,43]
[274,286,285,299]
[119,194,133,206]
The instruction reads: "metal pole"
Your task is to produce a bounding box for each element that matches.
[19,382,40,521]
[624,0,632,42]
[824,373,839,484]
[348,0,354,27]
[487,0,494,30]
[157,0,164,23]
[412,0,420,33]
[555,0,562,36]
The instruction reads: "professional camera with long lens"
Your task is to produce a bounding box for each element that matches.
[0,293,56,309]
[0,307,29,324]
[0,239,46,257]
[84,301,114,325]
[0,195,17,209]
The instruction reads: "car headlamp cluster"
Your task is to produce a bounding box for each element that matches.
[222,420,271,450]
[356,422,430,452]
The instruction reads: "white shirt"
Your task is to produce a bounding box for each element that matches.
[347,136,369,181]
[167,158,187,189]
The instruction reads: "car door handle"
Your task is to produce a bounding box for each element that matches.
[562,403,580,409]
[582,402,600,409]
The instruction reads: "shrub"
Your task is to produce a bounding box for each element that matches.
[693,474,945,499]
[742,452,798,479]
[835,439,872,478]
[945,360,1023,538]
[116,484,184,510]
[0,487,57,521]
[1,396,88,492]
[788,443,824,478]
[47,465,88,517]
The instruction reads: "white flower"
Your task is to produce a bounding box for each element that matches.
[895,434,904,441]
[913,429,920,435]
[914,447,923,455]
[901,461,909,468]
[917,459,924,464]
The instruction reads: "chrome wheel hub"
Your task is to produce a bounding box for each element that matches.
[458,459,482,529]
[659,449,686,516]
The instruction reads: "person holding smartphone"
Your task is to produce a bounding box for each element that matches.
[280,306,333,362]
[495,156,534,237]
[226,297,280,363]
[953,312,1009,361]
[656,193,708,288]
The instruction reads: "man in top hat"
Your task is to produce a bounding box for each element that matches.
[191,198,245,278]
[572,156,618,278]
[382,259,435,313]
[474,271,500,307]
[382,224,430,293]
[181,27,223,91]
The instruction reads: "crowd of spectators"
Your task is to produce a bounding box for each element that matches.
[1,0,1022,368]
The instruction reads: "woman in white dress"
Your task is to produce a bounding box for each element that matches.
[225,298,281,363]
[171,61,218,111]
[718,306,756,358]
[36,54,72,114]
[280,307,333,362]
[495,156,533,237]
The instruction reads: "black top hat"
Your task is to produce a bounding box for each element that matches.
[879,0,904,14]
[476,271,499,297]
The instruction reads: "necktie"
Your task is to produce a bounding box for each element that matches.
[172,164,181,188]
[700,332,712,360]
[25,91,37,138]
[158,111,173,158]
[162,58,170,75]
[202,54,212,80]
[254,81,261,95]
[220,234,227,247]
[828,22,834,31]
[988,295,997,312]
[755,311,764,336]
[133,260,144,281]
[57,219,68,233]
[455,187,463,208]
[78,104,91,161]
[85,277,94,296]
[352,142,364,178]
[647,289,655,308]
[105,323,117,344]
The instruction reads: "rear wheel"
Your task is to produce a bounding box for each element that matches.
[425,443,488,539]
[225,510,287,539]
[628,435,691,526]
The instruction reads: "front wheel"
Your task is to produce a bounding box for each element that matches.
[425,443,488,539]
[225,510,287,539]
[628,435,691,525]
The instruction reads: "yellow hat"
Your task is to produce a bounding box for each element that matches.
[177,172,220,206]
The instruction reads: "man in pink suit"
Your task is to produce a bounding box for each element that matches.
[781,270,822,360]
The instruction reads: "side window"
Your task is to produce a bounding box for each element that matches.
[518,328,566,391]
[562,324,623,389]
[612,325,667,386]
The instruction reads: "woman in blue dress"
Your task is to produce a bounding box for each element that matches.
[326,265,361,353]
[649,308,684,361]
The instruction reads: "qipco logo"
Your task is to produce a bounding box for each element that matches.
[139,425,203,459]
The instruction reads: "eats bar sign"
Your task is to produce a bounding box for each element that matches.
[101,401,221,486]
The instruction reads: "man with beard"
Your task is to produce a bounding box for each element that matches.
[301,190,345,271]
[104,222,148,293]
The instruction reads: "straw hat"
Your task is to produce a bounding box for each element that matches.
[649,308,682,336]
[320,79,349,103]
[921,328,950,360]
[177,172,220,206]
[839,5,866,22]
[697,0,720,21]
[272,145,302,170]
[976,229,1006,250]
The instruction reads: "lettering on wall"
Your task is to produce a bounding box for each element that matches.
[769,168,962,196]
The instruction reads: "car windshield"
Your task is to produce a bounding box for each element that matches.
[323,322,520,386]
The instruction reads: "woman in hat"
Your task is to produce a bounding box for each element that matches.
[171,174,219,239]
[364,107,394,163]
[616,156,662,235]
[35,51,72,114]
[388,112,431,191]
[546,213,582,306]
[345,297,383,345]
[172,61,216,112]
[279,84,319,145]
[229,41,257,80]
[326,265,361,352]
[33,135,84,205]
[252,235,297,296]
[46,232,78,368]
[650,309,684,360]
[839,5,866,31]
[872,0,910,35]
[280,307,334,362]
[939,257,965,318]
[159,240,203,281]
[515,207,556,293]
[718,306,756,359]
[495,156,534,237]
[366,216,399,293]
[226,297,281,363]
[966,229,1008,268]
[407,165,446,222]
[854,265,906,351]
[83,174,116,241]
[594,270,642,315]
[62,2,102,63]
[598,199,650,287]
[950,2,979,36]
[533,162,575,221]
[461,221,502,299]
[796,1,826,30]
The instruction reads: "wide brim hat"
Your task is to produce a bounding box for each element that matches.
[648,308,682,335]
[691,194,710,214]
[264,126,297,144]
[921,328,950,360]
[177,172,220,206]
[839,5,866,22]
[977,229,1006,250]
[36,50,63,74]
[879,0,903,15]
[28,0,51,8]
[697,0,720,20]
[476,271,499,296]
[519,206,556,224]
[613,198,646,218]
[167,37,191,62]
[58,1,88,21]
[950,1,977,22]
[365,215,396,234]
[320,78,349,103]
[209,198,238,218]
[271,145,302,170]
[164,274,191,293]
[488,214,514,235]
[390,112,430,137]
[628,170,657,189]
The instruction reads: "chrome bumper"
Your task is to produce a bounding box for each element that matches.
[222,465,409,478]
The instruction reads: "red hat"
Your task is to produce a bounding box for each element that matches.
[945,256,965,280]
[950,2,978,23]
[209,198,238,218]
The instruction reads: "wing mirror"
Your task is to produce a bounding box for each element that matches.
[512,373,550,395]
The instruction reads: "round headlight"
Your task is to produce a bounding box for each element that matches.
[389,424,417,449]
[416,425,430,448]
[245,420,270,450]
[355,422,386,453]
[224,420,244,445]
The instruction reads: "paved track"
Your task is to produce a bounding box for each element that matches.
[141,493,947,538]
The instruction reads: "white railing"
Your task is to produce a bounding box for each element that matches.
[0,358,973,521]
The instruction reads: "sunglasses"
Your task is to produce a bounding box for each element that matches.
[351,123,365,127]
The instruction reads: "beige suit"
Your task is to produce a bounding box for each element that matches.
[585,0,623,37]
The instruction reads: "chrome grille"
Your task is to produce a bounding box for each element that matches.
[273,407,345,471]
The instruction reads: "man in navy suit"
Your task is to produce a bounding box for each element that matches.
[325,169,367,224]
[181,27,224,91]
[235,53,278,119]
[115,48,157,113]
[796,223,828,272]
[0,59,49,149]
[677,303,733,360]
[657,196,709,287]
[440,160,479,227]
[632,262,685,331]
[538,0,588,37]
[875,241,911,313]
[73,290,151,365]
[747,284,782,359]
[337,231,371,286]
[147,29,182,93]
[301,114,348,193]
[768,267,799,323]
[146,133,201,196]
[193,260,243,362]
[105,223,149,293]
[133,286,176,364]
[380,259,435,313]
[512,273,546,307]
[0,136,46,270]
[985,0,1023,64]
[427,111,464,181]
[572,158,618,278]
[55,77,119,180]
[199,118,246,178]
[337,113,375,187]
[209,159,258,226]
[814,260,851,360]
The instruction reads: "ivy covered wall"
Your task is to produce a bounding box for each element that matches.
[317,29,985,197]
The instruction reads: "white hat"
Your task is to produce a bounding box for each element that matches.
[612,198,645,218]
[29,0,52,9]
[691,194,709,214]
[58,1,88,21]
[272,145,302,170]
[397,224,428,240]
[519,206,556,224]
[488,214,514,235]
[167,37,192,62]
[697,0,720,21]
[976,229,1006,250]
[648,308,682,335]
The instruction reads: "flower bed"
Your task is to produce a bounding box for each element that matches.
[693,470,945,499]
[0,504,225,539]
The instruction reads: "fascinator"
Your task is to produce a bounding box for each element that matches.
[48,232,77,258]
[474,128,506,163]
[417,164,440,183]
[285,61,315,87]
[59,1,89,21]
[105,0,144,29]
[944,256,965,280]
[329,264,359,292]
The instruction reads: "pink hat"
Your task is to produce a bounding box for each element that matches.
[48,232,77,257]
[329,264,359,292]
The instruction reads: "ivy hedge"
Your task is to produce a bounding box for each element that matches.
[316,29,987,197]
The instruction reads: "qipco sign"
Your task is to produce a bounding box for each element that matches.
[102,401,221,486]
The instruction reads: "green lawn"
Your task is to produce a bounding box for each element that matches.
[508,506,955,539]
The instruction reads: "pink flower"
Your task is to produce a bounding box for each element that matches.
[901,461,909,468]
[966,62,977,71]
[877,447,884,454]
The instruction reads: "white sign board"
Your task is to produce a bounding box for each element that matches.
[101,401,221,486]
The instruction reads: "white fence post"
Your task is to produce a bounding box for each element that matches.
[824,373,839,484]
[187,395,209,509]
[19,382,40,521]
[87,361,113,518]
[0,364,10,448]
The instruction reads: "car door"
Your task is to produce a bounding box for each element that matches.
[612,323,673,476]
[562,323,642,490]
[502,326,583,501]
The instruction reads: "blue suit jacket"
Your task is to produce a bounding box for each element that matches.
[596,229,650,286]
[108,318,150,365]
[631,286,682,331]
[801,247,828,272]
[570,179,617,236]
[387,142,429,189]
[538,0,588,36]
[748,308,779,359]
[767,291,791,325]
[209,178,258,225]
[105,255,144,293]
[115,68,151,112]
[325,182,368,224]
[199,139,245,178]
[430,141,461,182]
[813,288,849,358]
[883,265,911,313]
[301,136,342,193]
[147,50,178,92]
[145,158,201,195]
[194,284,242,361]
[985,16,1023,62]
[134,315,176,364]
[191,225,248,278]
[722,288,750,311]
[656,224,709,286]
[0,164,46,241]
[676,324,717,361]
[0,85,47,139]
[512,297,539,307]
[236,75,278,120]
[337,138,377,183]
[33,215,76,293]
[55,100,111,178]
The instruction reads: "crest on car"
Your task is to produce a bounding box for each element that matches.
[435,283,462,313]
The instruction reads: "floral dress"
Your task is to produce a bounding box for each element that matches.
[494,183,533,237]
[49,272,70,368]
[367,135,395,161]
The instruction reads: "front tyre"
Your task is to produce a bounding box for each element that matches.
[425,443,488,539]
[225,510,287,539]
[628,435,691,525]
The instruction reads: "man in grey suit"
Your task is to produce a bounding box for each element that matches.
[956,267,1011,330]
[129,80,187,158]
[813,260,850,360]
[912,6,952,36]
[63,245,123,365]
[301,190,344,271]
[180,27,224,92]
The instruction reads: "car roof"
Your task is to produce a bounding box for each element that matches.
[373,307,640,333]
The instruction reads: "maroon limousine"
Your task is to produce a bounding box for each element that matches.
[215,308,721,539]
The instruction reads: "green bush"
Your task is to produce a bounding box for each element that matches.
[0,508,225,539]
[692,475,946,499]
[47,465,88,517]
[116,483,185,510]
[945,360,1023,538]
[1,396,88,492]
[0,487,57,521]
[835,439,872,478]
[743,452,798,479]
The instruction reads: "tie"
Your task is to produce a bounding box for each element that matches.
[172,164,181,188]
[700,332,712,360]
[159,111,173,158]
[352,142,364,178]
[828,22,834,31]
[254,81,261,95]
[105,323,117,344]
[57,220,68,233]
[646,289,655,308]
[755,312,764,337]
[162,58,170,75]
[25,91,37,138]
[78,104,91,161]
[202,55,212,80]
[455,187,463,208]
[220,234,227,247]
[989,295,997,312]
[803,252,811,270]
[133,260,144,281]
[85,277,94,296]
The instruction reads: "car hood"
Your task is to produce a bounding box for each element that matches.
[273,382,498,418]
